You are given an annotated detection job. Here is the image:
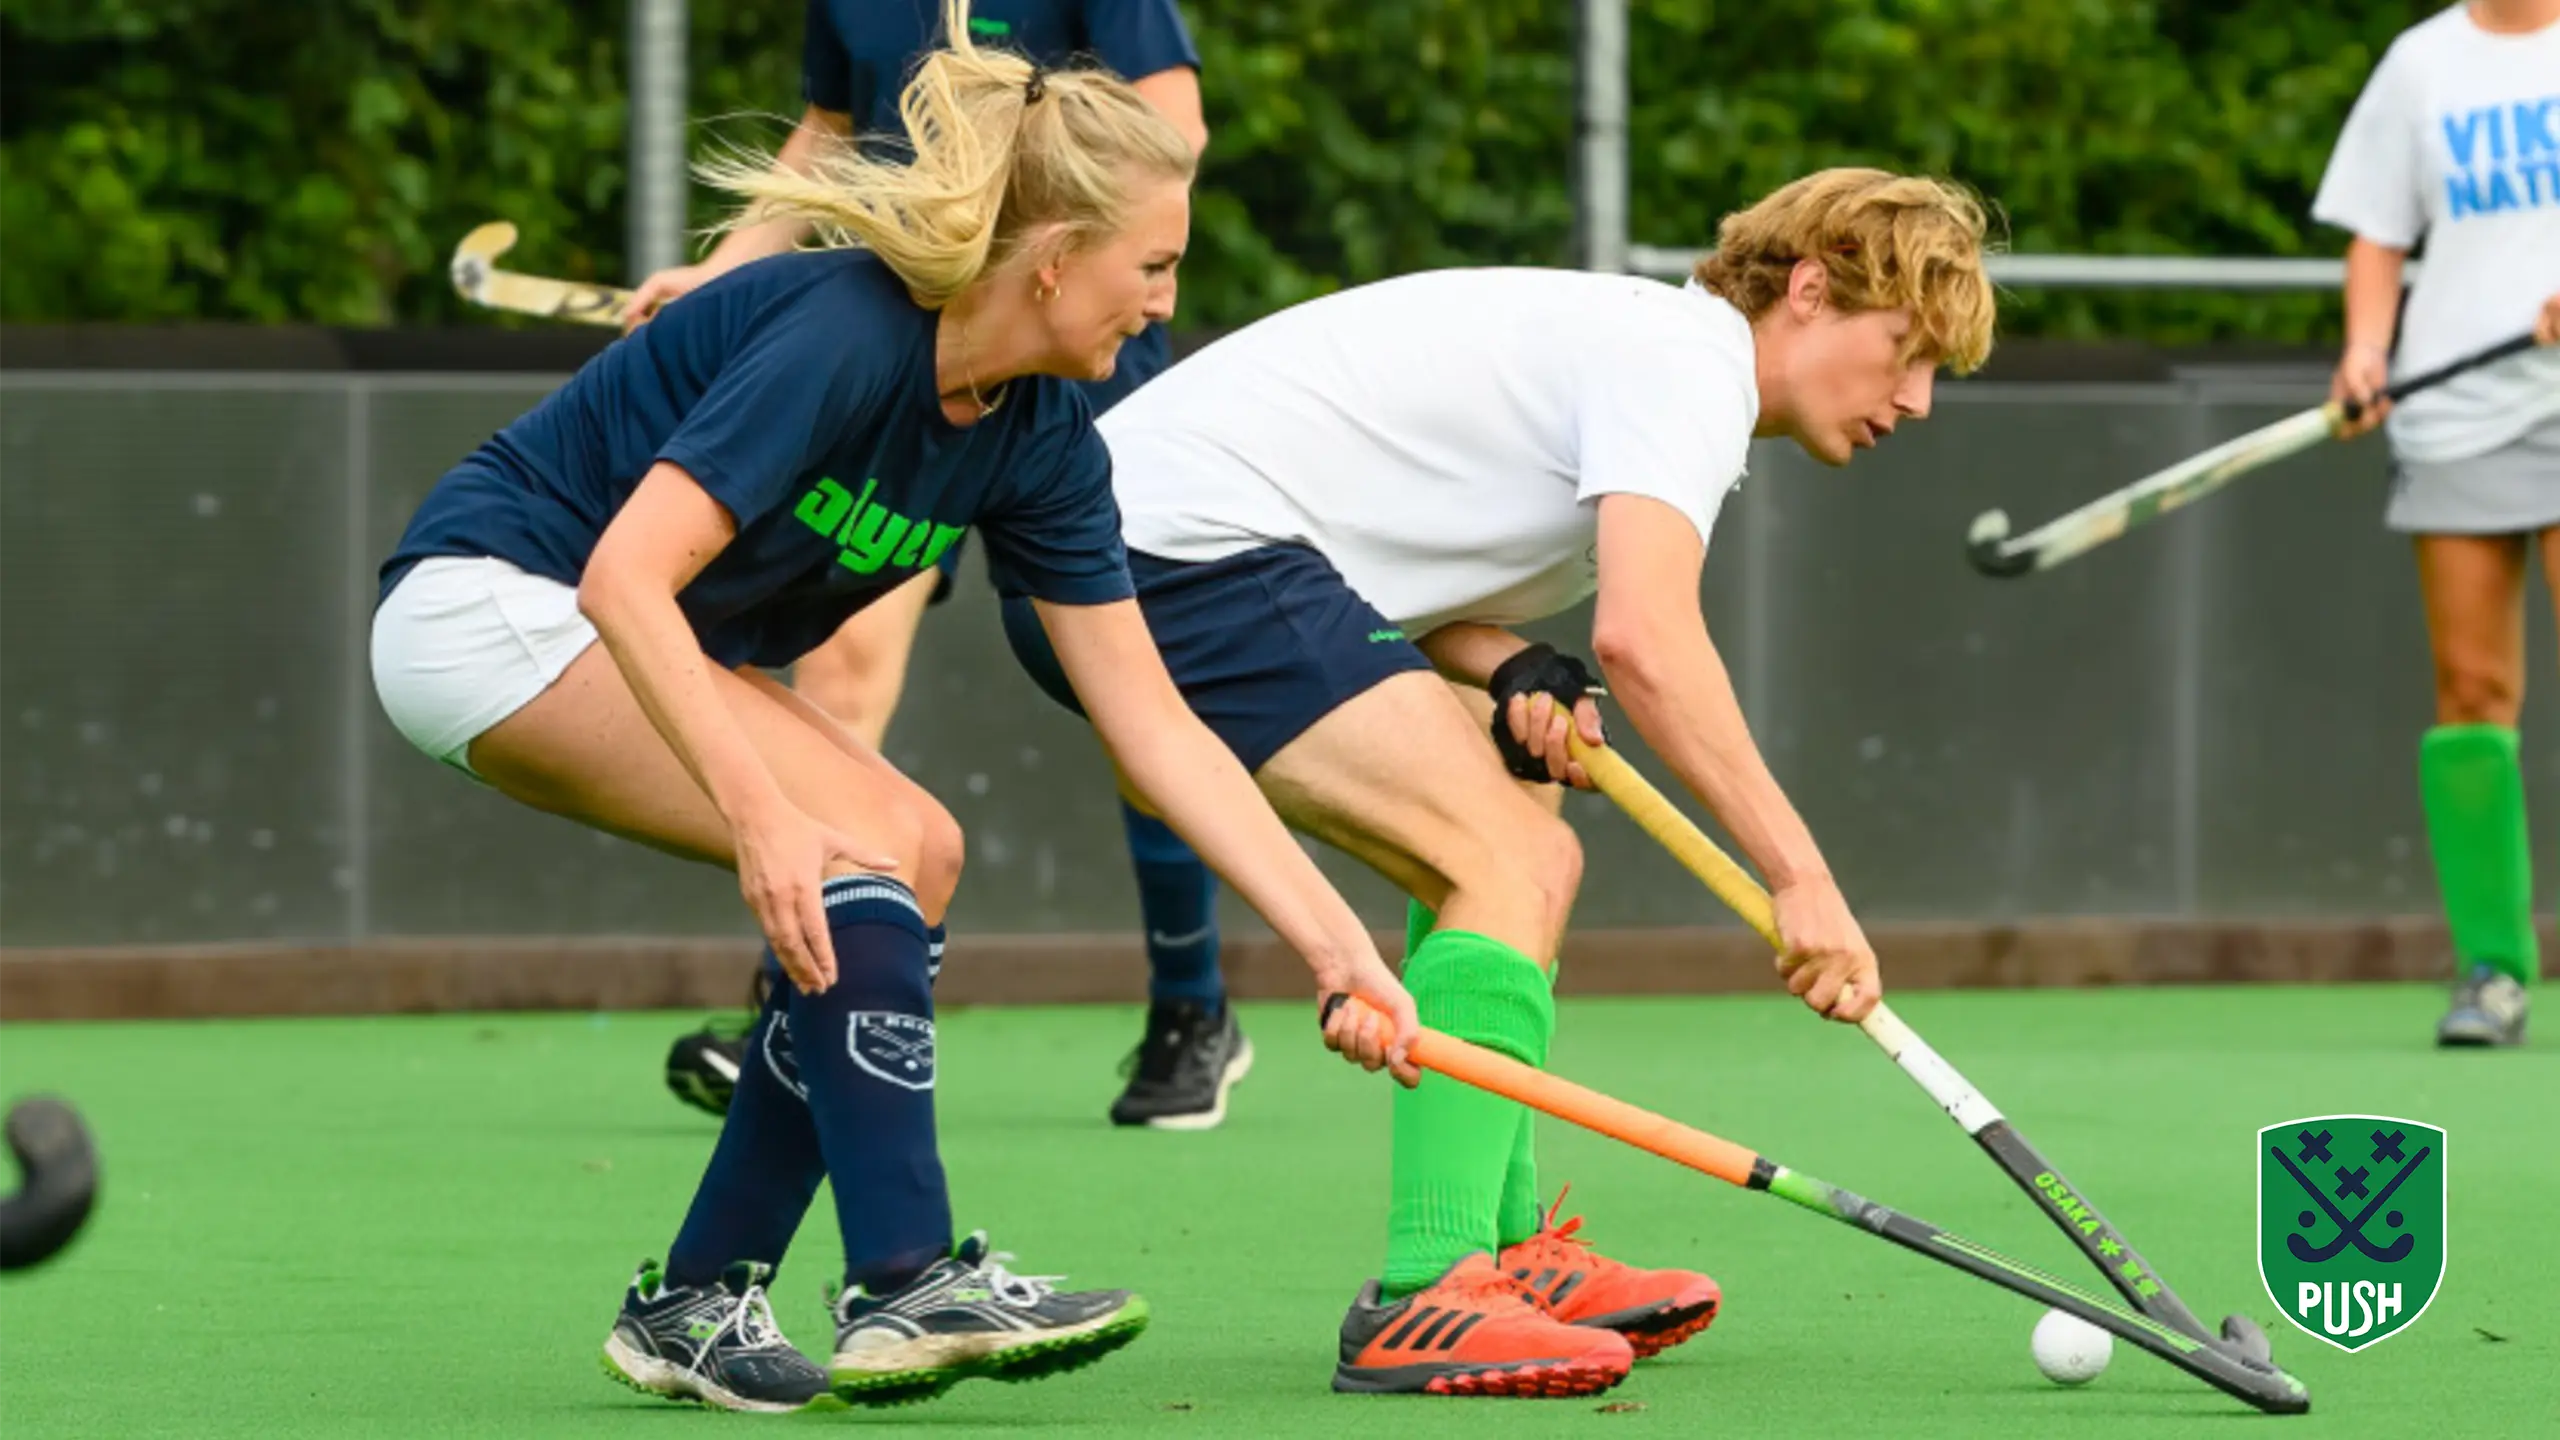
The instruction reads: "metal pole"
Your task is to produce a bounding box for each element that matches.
[1627,246,2416,291]
[1575,0,1629,273]
[628,0,689,280]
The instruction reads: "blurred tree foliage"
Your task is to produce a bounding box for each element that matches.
[1,0,2442,339]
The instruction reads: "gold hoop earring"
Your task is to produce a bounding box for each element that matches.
[1035,279,1059,304]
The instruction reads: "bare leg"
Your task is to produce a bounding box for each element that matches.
[1254,671,1580,965]
[2416,532,2530,725]
[1256,672,1583,1307]
[792,571,939,750]
[467,643,963,922]
[2411,532,2540,1038]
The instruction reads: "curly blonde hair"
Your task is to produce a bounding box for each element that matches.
[697,0,1195,309]
[1695,168,1997,373]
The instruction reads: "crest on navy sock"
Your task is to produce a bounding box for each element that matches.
[849,1013,936,1091]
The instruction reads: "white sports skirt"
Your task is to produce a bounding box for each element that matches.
[371,556,599,773]
[2386,416,2560,536]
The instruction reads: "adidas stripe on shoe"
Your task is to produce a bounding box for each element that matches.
[1333,1253,1632,1397]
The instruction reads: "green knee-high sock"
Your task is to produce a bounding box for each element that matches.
[1403,897,1436,961]
[2420,725,2538,986]
[1401,899,1549,1247]
[1499,1108,1543,1249]
[1382,929,1554,1298]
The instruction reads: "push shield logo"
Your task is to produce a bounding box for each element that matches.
[2257,1116,2445,1352]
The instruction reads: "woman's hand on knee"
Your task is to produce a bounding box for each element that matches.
[730,796,900,995]
[1318,953,1423,1087]
[1770,876,1882,1023]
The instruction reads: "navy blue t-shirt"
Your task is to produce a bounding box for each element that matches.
[802,0,1199,140]
[380,250,1133,669]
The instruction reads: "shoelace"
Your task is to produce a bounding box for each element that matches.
[1441,1262,1541,1312]
[1505,1184,1595,1267]
[717,1284,789,1353]
[974,1251,1064,1307]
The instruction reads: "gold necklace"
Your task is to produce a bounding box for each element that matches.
[951,307,1006,419]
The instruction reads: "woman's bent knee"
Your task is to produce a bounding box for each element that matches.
[911,793,965,917]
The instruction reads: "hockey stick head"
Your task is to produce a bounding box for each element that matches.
[1966,509,2033,577]
[2219,1314,2275,1366]
[1,1096,99,1272]
[446,221,634,327]
[449,222,522,306]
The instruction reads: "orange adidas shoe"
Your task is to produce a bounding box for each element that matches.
[1499,1190,1721,1358]
[1333,1253,1634,1397]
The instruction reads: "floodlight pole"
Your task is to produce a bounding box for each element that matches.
[1574,0,1629,273]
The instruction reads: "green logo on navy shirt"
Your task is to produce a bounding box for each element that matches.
[793,477,966,576]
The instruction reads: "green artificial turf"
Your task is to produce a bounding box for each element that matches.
[1,986,2550,1438]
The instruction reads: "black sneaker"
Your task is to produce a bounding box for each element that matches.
[668,968,780,1117]
[2436,964,2529,1047]
[827,1232,1149,1406]
[665,1019,750,1117]
[1109,999,1253,1130]
[601,1259,831,1413]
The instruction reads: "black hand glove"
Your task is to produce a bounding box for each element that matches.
[1486,642,1606,783]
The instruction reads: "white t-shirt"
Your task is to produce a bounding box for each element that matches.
[1103,269,1758,635]
[2311,5,2560,464]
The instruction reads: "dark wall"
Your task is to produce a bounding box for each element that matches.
[3,342,2550,947]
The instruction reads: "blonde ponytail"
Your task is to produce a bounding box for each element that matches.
[698,0,1195,309]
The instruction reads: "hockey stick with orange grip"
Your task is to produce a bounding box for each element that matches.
[1321,990,2306,1412]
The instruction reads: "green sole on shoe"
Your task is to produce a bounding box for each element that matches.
[830,1296,1151,1407]
[597,1347,842,1414]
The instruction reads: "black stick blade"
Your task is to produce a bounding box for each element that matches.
[1966,510,2033,577]
[0,1097,100,1272]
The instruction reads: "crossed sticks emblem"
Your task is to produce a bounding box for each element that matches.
[2270,1127,2428,1263]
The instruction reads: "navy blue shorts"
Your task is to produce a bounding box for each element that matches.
[1001,544,1433,773]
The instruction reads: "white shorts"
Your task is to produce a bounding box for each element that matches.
[371,556,598,773]
[2386,415,2560,536]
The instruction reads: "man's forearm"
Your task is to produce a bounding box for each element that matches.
[1599,621,1832,890]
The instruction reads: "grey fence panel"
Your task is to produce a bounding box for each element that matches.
[1739,396,2207,919]
[1,380,358,945]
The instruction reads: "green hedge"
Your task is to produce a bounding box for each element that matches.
[0,0,2438,339]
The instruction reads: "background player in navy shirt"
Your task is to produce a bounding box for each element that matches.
[373,6,1415,1412]
[631,0,1242,1132]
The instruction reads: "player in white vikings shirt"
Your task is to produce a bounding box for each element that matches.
[2314,0,2560,1049]
[1005,168,1996,1399]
